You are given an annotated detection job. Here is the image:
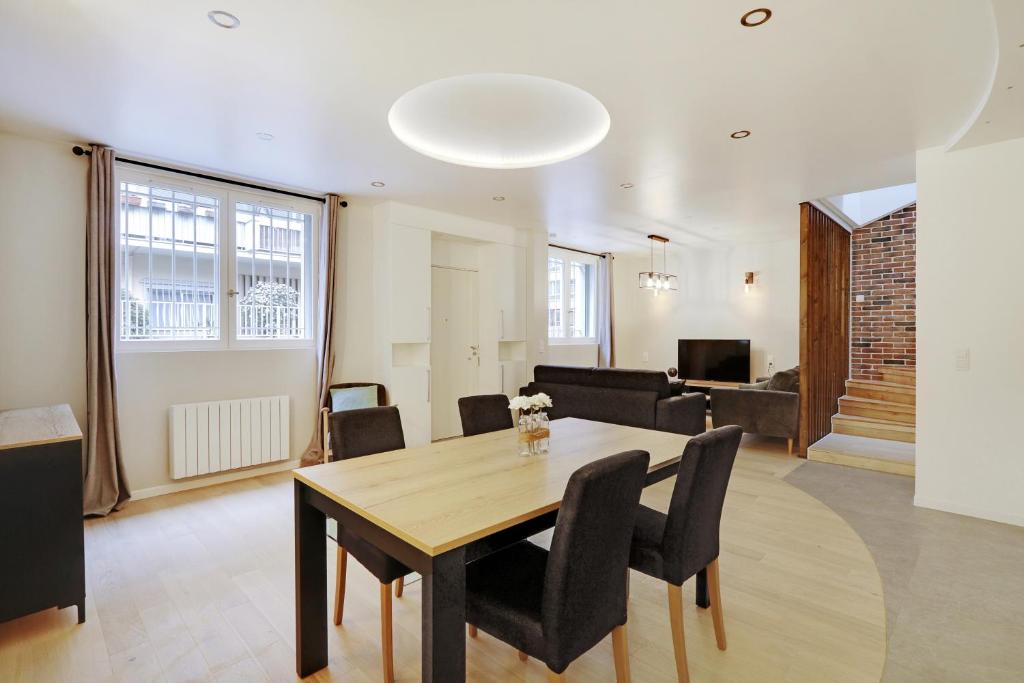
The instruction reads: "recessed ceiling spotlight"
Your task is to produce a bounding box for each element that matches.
[740,8,772,27]
[371,181,385,187]
[620,182,635,189]
[388,73,610,169]
[255,132,274,141]
[730,130,751,139]
[208,10,240,29]
[492,196,506,202]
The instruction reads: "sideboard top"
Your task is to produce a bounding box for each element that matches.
[0,404,82,451]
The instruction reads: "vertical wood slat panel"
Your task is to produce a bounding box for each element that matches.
[799,203,851,455]
[169,396,289,479]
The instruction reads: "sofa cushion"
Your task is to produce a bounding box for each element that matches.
[527,382,658,429]
[533,365,596,387]
[591,368,671,399]
[766,366,800,393]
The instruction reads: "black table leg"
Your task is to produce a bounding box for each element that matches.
[696,567,710,608]
[294,481,327,677]
[422,547,467,682]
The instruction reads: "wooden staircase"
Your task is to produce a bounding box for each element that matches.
[833,367,916,442]
[809,367,916,476]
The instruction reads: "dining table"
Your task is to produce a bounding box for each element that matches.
[292,416,694,681]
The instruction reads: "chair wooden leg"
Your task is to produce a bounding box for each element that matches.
[707,559,727,650]
[787,437,794,455]
[394,576,404,598]
[547,670,566,682]
[468,624,478,638]
[380,582,395,683]
[612,624,631,683]
[333,546,347,626]
[667,583,690,683]
[518,650,528,662]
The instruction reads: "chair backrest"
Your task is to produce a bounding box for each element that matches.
[458,394,514,437]
[660,425,743,584]
[328,382,387,410]
[541,450,650,672]
[328,406,405,461]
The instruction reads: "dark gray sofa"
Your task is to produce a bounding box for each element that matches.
[520,365,707,436]
[710,366,800,453]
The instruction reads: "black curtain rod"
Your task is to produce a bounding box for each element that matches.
[548,242,608,259]
[72,146,345,206]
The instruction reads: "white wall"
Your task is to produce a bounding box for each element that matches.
[613,237,800,380]
[0,133,87,426]
[548,343,599,367]
[915,138,1024,527]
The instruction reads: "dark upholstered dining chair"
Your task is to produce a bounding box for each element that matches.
[458,394,514,436]
[328,406,409,683]
[465,450,651,682]
[627,425,743,683]
[321,382,387,463]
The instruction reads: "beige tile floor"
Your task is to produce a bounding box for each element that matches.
[786,461,1024,683]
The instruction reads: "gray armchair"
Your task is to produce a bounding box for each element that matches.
[710,367,800,454]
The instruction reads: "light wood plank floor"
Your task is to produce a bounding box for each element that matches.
[0,434,886,682]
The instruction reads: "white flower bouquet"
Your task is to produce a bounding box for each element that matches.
[510,393,552,455]
[509,392,552,414]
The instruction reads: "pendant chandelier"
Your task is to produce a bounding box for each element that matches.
[638,234,678,296]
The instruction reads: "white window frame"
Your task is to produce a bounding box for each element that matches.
[115,165,320,353]
[547,246,599,345]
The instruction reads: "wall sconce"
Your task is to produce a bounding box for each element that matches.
[744,271,756,293]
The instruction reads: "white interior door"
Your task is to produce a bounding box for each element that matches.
[431,267,480,439]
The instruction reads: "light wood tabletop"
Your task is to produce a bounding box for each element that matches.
[293,417,690,556]
[0,404,82,451]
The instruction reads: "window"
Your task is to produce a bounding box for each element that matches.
[117,169,318,349]
[547,247,598,342]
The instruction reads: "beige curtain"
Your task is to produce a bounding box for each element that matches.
[83,145,131,515]
[302,194,342,465]
[597,253,615,367]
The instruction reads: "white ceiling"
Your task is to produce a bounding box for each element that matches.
[0,0,998,253]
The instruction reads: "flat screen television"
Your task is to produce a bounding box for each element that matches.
[678,339,751,383]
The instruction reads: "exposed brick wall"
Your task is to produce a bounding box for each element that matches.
[851,203,916,380]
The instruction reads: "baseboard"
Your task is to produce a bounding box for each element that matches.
[131,458,301,501]
[914,495,1024,528]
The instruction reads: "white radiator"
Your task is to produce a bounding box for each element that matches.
[169,396,290,480]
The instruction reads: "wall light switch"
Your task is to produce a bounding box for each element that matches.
[855,294,866,303]
[642,351,649,364]
[955,348,970,371]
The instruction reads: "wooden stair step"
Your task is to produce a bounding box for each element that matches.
[832,413,915,443]
[880,367,916,386]
[838,396,915,425]
[808,432,915,477]
[845,379,916,405]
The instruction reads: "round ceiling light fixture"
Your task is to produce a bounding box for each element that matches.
[371,181,386,187]
[740,8,772,27]
[388,73,610,169]
[208,10,240,29]
[730,130,752,139]
[255,132,274,141]
[620,182,635,189]
[492,196,506,202]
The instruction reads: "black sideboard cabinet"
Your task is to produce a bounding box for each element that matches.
[0,405,85,624]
